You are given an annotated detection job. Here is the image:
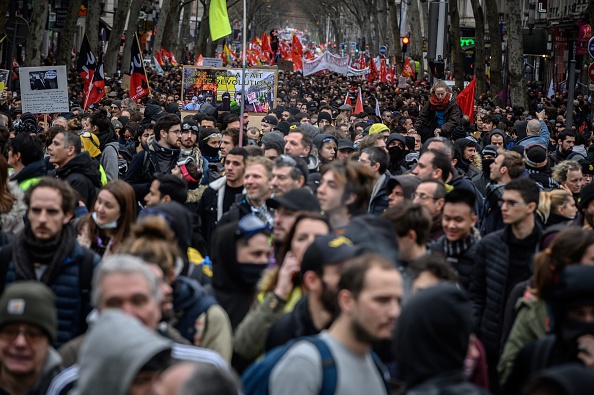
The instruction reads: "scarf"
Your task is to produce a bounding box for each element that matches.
[98,129,117,151]
[152,139,180,173]
[429,92,451,110]
[12,223,77,285]
[444,233,477,257]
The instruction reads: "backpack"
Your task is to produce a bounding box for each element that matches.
[172,276,217,344]
[241,336,390,395]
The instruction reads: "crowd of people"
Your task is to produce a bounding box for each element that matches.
[0,61,593,395]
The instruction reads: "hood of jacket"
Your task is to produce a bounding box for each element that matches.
[0,181,26,234]
[11,160,47,184]
[141,201,193,253]
[209,175,228,191]
[394,284,473,389]
[73,310,171,395]
[172,276,210,312]
[55,152,102,188]
[485,129,507,146]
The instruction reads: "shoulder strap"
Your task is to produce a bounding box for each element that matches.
[0,245,13,294]
[370,351,391,395]
[303,337,337,395]
[78,250,95,333]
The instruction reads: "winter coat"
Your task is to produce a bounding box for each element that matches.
[100,141,120,181]
[55,152,102,209]
[414,99,462,142]
[368,172,391,215]
[197,176,228,246]
[428,234,479,290]
[10,159,46,191]
[0,181,26,236]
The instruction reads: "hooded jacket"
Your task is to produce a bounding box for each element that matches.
[414,98,462,142]
[393,284,487,394]
[55,152,102,208]
[10,159,46,191]
[72,310,172,395]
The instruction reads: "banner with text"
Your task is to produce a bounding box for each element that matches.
[182,66,278,113]
[303,52,350,76]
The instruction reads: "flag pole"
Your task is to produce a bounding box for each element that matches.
[238,0,247,147]
[136,33,152,97]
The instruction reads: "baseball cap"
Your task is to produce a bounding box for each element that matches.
[337,139,355,151]
[262,115,278,126]
[0,281,57,342]
[267,188,320,212]
[301,234,361,275]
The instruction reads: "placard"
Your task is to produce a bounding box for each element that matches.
[19,65,69,114]
[0,69,9,91]
[182,66,278,113]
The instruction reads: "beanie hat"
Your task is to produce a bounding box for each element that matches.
[524,144,548,168]
[481,144,499,158]
[262,115,278,126]
[579,159,594,176]
[275,121,291,135]
[261,130,286,149]
[0,281,57,342]
[369,123,390,135]
[451,126,467,140]
[579,182,594,210]
[317,112,332,124]
[80,132,102,158]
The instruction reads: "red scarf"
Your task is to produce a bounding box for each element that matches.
[429,92,451,110]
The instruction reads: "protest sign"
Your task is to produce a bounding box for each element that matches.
[19,65,69,114]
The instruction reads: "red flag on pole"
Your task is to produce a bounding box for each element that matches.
[354,88,364,114]
[76,34,96,96]
[386,65,395,85]
[262,32,272,61]
[84,58,104,109]
[344,92,352,106]
[130,33,150,101]
[291,34,303,71]
[368,57,378,83]
[402,58,415,78]
[456,77,477,122]
[380,58,387,83]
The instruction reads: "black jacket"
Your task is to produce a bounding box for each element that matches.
[414,99,462,142]
[428,235,479,290]
[55,152,102,208]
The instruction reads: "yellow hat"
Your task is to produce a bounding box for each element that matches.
[369,123,390,135]
[80,132,102,158]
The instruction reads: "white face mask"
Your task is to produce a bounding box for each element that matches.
[92,211,119,230]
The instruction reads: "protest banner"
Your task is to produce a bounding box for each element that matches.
[182,66,278,113]
[303,52,350,76]
[19,65,69,114]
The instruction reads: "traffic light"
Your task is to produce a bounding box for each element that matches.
[401,36,410,53]
[429,61,445,79]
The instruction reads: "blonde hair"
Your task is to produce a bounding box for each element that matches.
[552,160,581,183]
[430,80,449,95]
[537,189,573,223]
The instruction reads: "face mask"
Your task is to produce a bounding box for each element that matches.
[482,158,495,178]
[388,145,405,163]
[92,212,119,230]
[237,263,267,288]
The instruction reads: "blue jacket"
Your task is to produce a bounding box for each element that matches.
[516,120,550,148]
[5,242,100,347]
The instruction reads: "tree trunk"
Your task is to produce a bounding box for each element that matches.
[121,0,144,74]
[419,0,429,76]
[448,0,464,90]
[469,0,485,96]
[86,0,101,53]
[162,0,182,56]
[485,0,502,105]
[506,0,527,109]
[408,0,422,62]
[0,1,10,47]
[388,0,401,70]
[25,0,49,66]
[193,0,209,58]
[153,0,173,56]
[104,0,132,78]
[178,2,193,62]
[57,0,84,67]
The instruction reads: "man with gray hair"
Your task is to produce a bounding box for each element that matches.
[515,109,550,148]
[47,254,228,395]
[152,362,240,395]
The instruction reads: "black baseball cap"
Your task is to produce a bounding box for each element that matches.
[267,188,320,212]
[300,234,360,275]
[337,139,355,151]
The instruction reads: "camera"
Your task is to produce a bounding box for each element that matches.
[537,103,544,111]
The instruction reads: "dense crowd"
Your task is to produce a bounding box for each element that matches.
[0,63,593,395]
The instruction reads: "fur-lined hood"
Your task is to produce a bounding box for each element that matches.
[0,181,26,236]
[186,185,208,203]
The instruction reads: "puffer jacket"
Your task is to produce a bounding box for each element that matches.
[4,242,101,347]
[428,233,479,290]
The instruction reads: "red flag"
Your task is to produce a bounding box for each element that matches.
[262,32,272,60]
[84,59,104,109]
[380,58,387,83]
[194,54,204,66]
[130,33,150,101]
[76,34,96,96]
[456,77,477,122]
[279,41,291,60]
[344,92,352,106]
[402,58,415,78]
[368,56,378,83]
[354,88,364,114]
[292,35,303,71]
[386,65,395,85]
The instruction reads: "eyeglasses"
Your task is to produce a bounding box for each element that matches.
[203,133,222,141]
[0,325,45,344]
[411,192,437,201]
[169,128,182,135]
[498,199,528,208]
[235,214,272,239]
[182,123,199,133]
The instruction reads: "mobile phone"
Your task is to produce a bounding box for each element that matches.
[537,103,544,111]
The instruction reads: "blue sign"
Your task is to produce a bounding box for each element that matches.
[588,37,594,59]
[350,42,356,49]
[379,45,387,55]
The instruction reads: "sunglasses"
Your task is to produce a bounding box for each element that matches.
[182,123,199,132]
[235,214,272,239]
[203,133,222,141]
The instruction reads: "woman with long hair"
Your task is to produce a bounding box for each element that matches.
[413,79,462,142]
[498,228,594,385]
[537,189,578,227]
[0,154,26,235]
[77,180,136,257]
[234,212,330,361]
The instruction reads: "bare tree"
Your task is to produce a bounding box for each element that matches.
[162,0,182,55]
[469,0,485,96]
[153,0,173,56]
[57,0,84,66]
[122,0,144,74]
[25,0,49,66]
[86,0,101,53]
[178,2,193,62]
[485,0,502,104]
[0,1,10,48]
[448,0,464,89]
[388,0,402,69]
[104,0,132,77]
[408,0,423,62]
[506,0,527,109]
